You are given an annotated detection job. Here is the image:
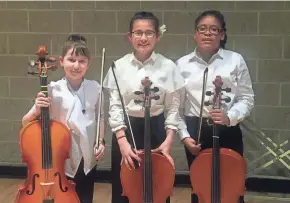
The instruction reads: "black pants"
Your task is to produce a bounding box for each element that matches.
[111,113,170,203]
[67,158,96,203]
[184,116,245,203]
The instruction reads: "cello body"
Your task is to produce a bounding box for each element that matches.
[118,76,175,203]
[190,148,247,203]
[14,45,80,203]
[15,120,80,203]
[120,152,175,203]
[189,76,247,203]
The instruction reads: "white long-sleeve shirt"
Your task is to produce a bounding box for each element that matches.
[103,51,184,133]
[26,78,104,178]
[176,48,255,140]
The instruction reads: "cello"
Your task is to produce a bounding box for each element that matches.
[109,61,175,203]
[189,76,247,203]
[14,45,80,203]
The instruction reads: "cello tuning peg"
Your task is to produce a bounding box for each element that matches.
[27,71,37,75]
[134,99,143,104]
[151,87,159,93]
[134,91,143,95]
[48,64,58,71]
[223,87,231,93]
[153,95,160,100]
[205,91,212,96]
[204,101,211,106]
[223,96,231,103]
[47,56,57,62]
[28,60,37,67]
[27,64,38,75]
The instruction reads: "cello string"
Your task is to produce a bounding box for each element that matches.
[40,74,46,178]
[212,79,222,203]
[44,64,53,198]
[146,85,154,201]
[43,64,51,198]
[45,69,51,190]
[42,106,48,198]
[45,106,50,196]
[42,73,48,198]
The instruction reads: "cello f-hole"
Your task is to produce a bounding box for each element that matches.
[54,172,69,192]
[26,174,39,195]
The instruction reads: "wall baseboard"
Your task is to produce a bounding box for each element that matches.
[0,165,289,193]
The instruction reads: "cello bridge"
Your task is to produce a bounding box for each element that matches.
[40,182,55,186]
[43,199,54,203]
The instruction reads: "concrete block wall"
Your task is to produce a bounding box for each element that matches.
[0,1,289,179]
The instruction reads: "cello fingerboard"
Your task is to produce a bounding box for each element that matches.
[40,61,53,170]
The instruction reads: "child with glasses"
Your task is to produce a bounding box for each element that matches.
[176,10,254,203]
[103,11,184,203]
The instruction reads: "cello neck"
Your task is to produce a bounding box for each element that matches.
[205,76,232,203]
[136,77,160,203]
[39,58,53,170]
[143,78,153,203]
[28,45,58,170]
[211,80,221,203]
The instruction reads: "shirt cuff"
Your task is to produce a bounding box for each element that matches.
[165,125,177,131]
[178,129,191,141]
[227,110,239,126]
[112,124,127,133]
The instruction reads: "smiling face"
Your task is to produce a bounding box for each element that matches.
[59,47,90,83]
[194,15,225,53]
[128,19,160,60]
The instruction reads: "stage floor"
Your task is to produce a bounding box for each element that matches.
[2,178,289,203]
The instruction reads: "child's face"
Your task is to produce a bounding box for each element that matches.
[59,48,89,82]
[128,19,160,57]
[194,15,224,52]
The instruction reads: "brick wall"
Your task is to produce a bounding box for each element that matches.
[0,1,289,179]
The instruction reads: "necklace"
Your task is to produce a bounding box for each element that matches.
[64,77,86,114]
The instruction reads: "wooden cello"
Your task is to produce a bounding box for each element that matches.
[109,61,175,203]
[189,76,247,203]
[14,45,80,203]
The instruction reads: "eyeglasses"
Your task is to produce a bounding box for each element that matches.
[196,25,222,35]
[131,30,156,38]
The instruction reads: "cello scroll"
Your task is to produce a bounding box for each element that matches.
[204,76,231,126]
[133,77,160,106]
[27,45,58,76]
